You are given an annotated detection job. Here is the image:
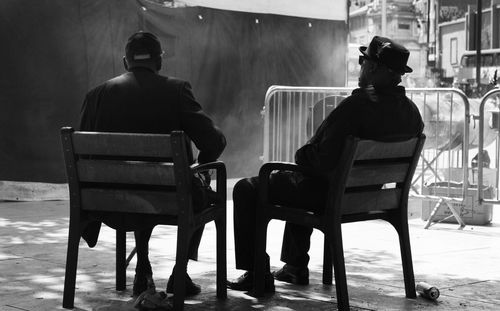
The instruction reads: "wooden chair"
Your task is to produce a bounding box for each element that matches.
[60,127,227,311]
[253,134,426,310]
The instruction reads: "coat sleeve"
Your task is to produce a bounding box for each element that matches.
[79,86,105,131]
[295,99,355,173]
[179,82,226,163]
[79,91,97,131]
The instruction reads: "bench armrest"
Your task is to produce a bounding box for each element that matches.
[191,161,227,200]
[191,161,226,174]
[258,162,318,177]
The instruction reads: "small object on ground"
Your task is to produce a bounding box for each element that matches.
[133,288,171,310]
[416,282,440,300]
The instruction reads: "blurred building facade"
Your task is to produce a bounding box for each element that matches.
[349,0,500,90]
[349,0,426,84]
[414,0,500,93]
[435,0,500,92]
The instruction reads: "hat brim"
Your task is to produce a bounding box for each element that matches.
[403,65,413,73]
[359,46,369,58]
[358,46,413,74]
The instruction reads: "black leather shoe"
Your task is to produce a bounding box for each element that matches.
[133,274,156,296]
[227,271,275,293]
[166,273,201,296]
[273,264,309,285]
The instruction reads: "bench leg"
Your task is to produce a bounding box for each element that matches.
[173,226,191,311]
[215,213,227,299]
[322,236,333,285]
[63,221,81,309]
[253,217,270,297]
[327,228,349,311]
[399,227,417,298]
[391,216,416,299]
[116,230,126,291]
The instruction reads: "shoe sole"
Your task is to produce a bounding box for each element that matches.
[166,288,201,296]
[273,273,309,285]
[227,281,275,293]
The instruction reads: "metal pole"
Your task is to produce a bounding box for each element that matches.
[427,0,431,47]
[476,0,482,95]
[346,1,351,87]
[381,0,387,36]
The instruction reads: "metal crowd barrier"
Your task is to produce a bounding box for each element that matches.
[478,88,500,205]
[263,86,472,228]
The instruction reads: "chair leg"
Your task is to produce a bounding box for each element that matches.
[62,220,81,309]
[215,212,227,299]
[322,236,333,285]
[391,217,416,299]
[253,217,270,297]
[116,230,126,291]
[328,229,349,311]
[173,226,191,311]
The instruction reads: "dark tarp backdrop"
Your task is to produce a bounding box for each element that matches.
[0,0,346,183]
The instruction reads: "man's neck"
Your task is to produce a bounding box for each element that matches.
[129,66,157,74]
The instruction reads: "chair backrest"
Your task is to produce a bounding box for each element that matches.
[327,134,426,220]
[61,127,193,216]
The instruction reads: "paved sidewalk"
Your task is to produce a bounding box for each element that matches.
[0,198,499,310]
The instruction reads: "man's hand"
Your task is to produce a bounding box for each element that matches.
[196,170,212,187]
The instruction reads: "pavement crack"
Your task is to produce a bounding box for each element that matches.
[5,305,31,311]
[441,280,492,289]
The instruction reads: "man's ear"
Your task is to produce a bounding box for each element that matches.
[123,57,129,71]
[155,57,162,71]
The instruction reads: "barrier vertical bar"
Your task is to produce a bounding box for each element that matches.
[478,89,500,204]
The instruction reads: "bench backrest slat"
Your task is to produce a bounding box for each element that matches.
[346,163,409,187]
[77,160,176,186]
[72,131,173,158]
[355,139,418,160]
[80,188,179,215]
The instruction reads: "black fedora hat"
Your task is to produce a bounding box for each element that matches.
[359,36,412,74]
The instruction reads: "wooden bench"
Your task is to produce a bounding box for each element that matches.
[253,134,425,310]
[60,127,227,311]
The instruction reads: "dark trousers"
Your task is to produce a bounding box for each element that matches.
[232,171,326,271]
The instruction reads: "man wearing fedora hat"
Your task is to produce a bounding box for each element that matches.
[228,36,423,291]
[79,31,226,297]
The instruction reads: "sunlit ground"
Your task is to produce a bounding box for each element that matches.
[0,197,499,310]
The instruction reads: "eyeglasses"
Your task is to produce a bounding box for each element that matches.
[358,55,367,65]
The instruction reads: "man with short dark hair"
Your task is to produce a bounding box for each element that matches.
[228,36,424,291]
[79,31,226,297]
